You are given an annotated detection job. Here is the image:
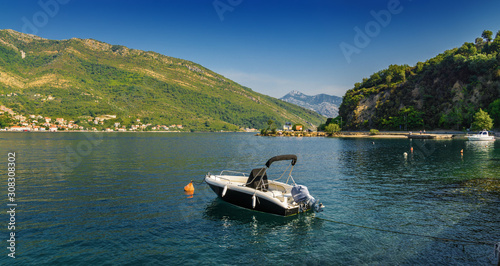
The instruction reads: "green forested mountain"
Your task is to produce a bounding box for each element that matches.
[339,30,500,130]
[0,29,323,131]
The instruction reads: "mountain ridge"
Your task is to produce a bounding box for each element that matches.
[280,90,342,118]
[0,29,324,131]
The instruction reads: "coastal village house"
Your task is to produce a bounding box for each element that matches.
[2,104,183,132]
[10,126,31,131]
[283,122,292,131]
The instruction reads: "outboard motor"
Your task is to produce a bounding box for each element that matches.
[291,185,324,213]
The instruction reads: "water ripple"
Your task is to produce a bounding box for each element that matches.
[0,133,498,265]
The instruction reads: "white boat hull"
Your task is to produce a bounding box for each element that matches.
[205,174,306,216]
[467,136,494,141]
[467,130,495,141]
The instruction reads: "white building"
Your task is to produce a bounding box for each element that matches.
[283,122,292,131]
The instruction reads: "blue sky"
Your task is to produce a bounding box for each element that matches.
[1,0,500,98]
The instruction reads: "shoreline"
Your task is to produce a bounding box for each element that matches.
[0,130,183,133]
[2,130,498,139]
[259,131,500,140]
[0,130,253,133]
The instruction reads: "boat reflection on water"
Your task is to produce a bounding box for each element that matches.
[203,198,323,230]
[465,140,495,153]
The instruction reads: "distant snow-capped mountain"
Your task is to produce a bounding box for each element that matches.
[280,90,342,118]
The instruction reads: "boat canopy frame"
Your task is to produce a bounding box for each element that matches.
[265,154,297,168]
[243,155,298,190]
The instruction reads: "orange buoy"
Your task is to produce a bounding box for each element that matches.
[184,181,194,193]
[410,147,413,153]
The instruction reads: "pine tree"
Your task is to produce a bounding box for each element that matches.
[482,30,493,42]
[471,109,493,130]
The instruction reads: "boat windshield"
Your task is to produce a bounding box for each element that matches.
[246,168,268,191]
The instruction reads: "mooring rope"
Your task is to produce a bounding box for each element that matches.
[192,176,206,184]
[315,216,497,246]
[317,215,500,264]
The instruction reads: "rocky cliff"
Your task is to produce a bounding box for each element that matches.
[339,31,500,130]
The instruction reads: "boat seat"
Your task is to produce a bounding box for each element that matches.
[246,168,268,191]
[272,191,283,198]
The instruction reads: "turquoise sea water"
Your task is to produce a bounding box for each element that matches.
[0,132,499,265]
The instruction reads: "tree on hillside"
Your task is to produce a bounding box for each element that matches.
[490,34,500,52]
[318,117,344,131]
[471,108,493,131]
[458,42,477,57]
[474,37,485,50]
[266,119,276,134]
[488,99,500,128]
[267,119,274,128]
[0,115,12,128]
[482,30,493,42]
[325,123,341,135]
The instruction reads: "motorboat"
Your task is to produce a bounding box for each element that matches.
[205,154,324,216]
[467,130,495,141]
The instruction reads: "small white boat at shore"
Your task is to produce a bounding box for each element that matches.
[205,155,324,216]
[467,130,495,141]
